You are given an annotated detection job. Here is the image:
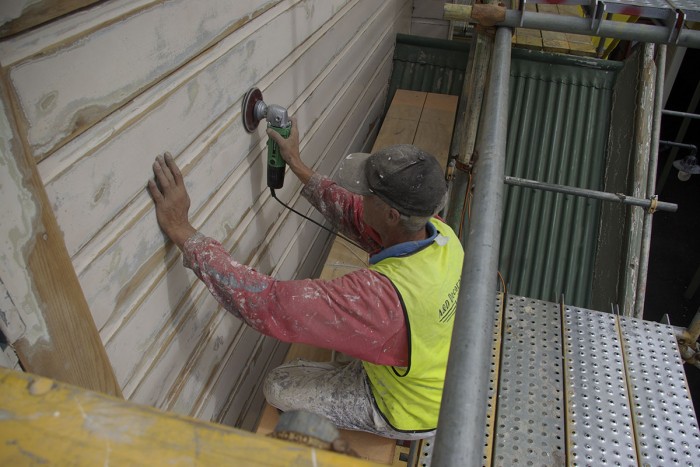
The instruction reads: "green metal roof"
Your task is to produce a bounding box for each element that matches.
[387,33,470,112]
[387,36,623,308]
[501,50,622,307]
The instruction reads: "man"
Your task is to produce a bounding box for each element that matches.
[148,118,463,439]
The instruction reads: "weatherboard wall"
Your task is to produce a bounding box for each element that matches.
[0,0,411,428]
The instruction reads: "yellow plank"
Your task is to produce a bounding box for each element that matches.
[541,30,570,54]
[516,27,542,38]
[0,368,373,466]
[567,40,597,57]
[557,4,584,17]
[413,93,459,170]
[536,4,559,14]
[515,32,543,50]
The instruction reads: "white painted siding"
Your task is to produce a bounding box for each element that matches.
[0,0,411,428]
[412,0,450,39]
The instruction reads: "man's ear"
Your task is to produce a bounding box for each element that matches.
[386,207,401,226]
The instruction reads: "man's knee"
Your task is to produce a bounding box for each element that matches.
[263,367,286,409]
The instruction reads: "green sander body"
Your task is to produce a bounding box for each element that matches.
[242,87,292,189]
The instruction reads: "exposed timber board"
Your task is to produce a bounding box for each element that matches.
[37,0,353,259]
[59,0,388,340]
[3,0,286,159]
[0,0,102,39]
[0,368,374,466]
[512,4,595,56]
[0,78,120,397]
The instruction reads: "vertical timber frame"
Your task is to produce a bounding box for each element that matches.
[0,76,121,397]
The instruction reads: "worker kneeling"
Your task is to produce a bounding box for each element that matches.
[148,118,463,440]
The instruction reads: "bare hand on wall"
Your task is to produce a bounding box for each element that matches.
[148,152,197,250]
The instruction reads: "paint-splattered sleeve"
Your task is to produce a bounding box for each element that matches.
[302,174,382,253]
[182,233,408,366]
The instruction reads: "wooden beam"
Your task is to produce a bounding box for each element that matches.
[0,368,369,466]
[0,0,102,39]
[0,78,121,397]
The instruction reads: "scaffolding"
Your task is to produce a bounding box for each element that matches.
[433,2,700,466]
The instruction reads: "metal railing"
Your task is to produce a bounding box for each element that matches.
[432,2,691,463]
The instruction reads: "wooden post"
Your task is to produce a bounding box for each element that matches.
[0,77,122,397]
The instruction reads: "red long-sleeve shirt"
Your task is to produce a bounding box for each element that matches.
[183,174,409,366]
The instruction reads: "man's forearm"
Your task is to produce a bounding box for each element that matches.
[287,159,314,186]
[181,233,408,366]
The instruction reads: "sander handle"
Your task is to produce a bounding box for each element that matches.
[267,123,291,189]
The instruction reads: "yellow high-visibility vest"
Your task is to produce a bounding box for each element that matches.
[363,218,464,432]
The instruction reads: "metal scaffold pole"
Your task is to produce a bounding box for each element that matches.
[634,44,666,319]
[432,25,512,467]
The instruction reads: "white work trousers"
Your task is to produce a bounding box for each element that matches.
[263,358,434,440]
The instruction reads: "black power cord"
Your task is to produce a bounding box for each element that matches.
[269,188,366,251]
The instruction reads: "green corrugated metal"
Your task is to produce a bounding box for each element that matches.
[500,50,622,307]
[386,37,624,308]
[387,34,470,111]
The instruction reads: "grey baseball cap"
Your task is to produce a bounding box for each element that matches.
[336,144,447,216]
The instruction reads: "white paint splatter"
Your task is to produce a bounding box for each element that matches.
[0,95,48,344]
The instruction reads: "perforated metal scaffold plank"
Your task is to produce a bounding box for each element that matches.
[493,296,566,466]
[563,306,638,466]
[492,296,700,466]
[482,293,505,467]
[619,317,700,466]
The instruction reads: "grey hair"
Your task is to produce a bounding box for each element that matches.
[397,191,448,233]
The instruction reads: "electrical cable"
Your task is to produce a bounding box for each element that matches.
[269,188,366,251]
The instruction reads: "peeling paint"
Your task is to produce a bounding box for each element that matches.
[0,0,42,26]
[0,96,49,345]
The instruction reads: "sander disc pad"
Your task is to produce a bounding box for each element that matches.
[242,87,264,133]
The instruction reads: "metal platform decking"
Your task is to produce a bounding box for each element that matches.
[478,294,700,466]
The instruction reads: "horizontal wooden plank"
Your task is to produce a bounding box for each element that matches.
[76,0,383,344]
[319,238,368,281]
[5,0,284,159]
[40,0,350,258]
[541,30,570,54]
[515,32,544,50]
[0,368,372,466]
[0,0,102,39]
[119,0,404,408]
